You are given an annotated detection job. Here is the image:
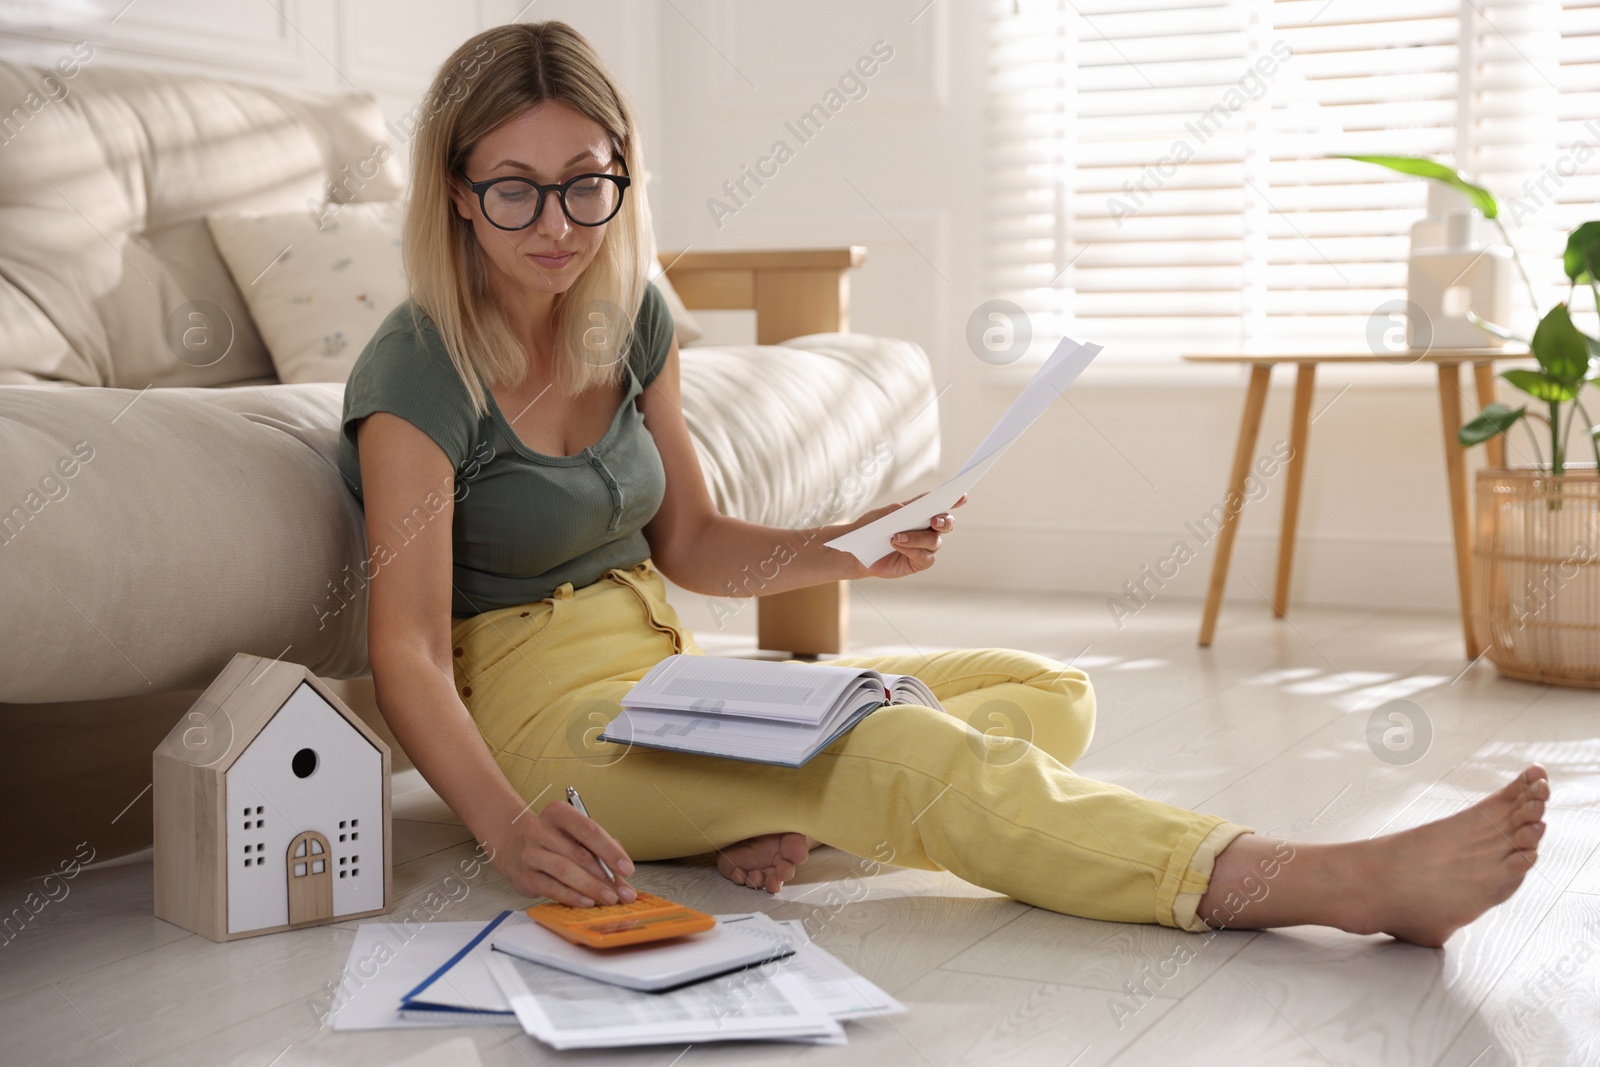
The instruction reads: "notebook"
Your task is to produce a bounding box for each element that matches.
[490,909,795,992]
[598,654,942,767]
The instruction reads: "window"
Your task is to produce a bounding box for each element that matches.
[1554,0,1600,333]
[987,0,1574,359]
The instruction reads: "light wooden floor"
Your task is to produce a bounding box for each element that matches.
[3,581,1597,1066]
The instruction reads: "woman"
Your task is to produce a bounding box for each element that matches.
[339,21,1549,946]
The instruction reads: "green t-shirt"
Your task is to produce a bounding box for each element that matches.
[337,283,674,618]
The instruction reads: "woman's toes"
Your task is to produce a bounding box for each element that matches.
[1484,766,1551,819]
[778,833,810,865]
[1515,797,1546,826]
[1510,820,1546,851]
[1484,771,1523,806]
[716,832,813,892]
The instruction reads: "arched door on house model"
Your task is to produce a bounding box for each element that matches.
[286,830,333,924]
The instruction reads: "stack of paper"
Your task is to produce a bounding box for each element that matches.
[490,910,794,991]
[486,912,903,1050]
[326,909,905,1049]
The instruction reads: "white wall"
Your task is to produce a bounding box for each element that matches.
[0,0,1495,622]
[652,0,1498,621]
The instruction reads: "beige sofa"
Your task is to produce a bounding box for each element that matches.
[0,61,940,723]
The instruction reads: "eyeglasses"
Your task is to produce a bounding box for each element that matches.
[460,159,631,230]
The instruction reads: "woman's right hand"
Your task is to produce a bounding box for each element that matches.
[485,800,639,907]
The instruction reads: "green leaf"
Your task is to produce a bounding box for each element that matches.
[1501,368,1580,403]
[1563,221,1600,282]
[1530,304,1593,382]
[1458,402,1526,447]
[1336,155,1498,219]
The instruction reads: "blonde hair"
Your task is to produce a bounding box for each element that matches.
[403,21,652,417]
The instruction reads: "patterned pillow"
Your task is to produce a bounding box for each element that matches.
[206,202,407,385]
[209,200,704,383]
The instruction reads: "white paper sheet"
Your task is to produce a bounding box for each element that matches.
[327,920,514,1031]
[824,335,1103,567]
[399,912,516,1017]
[486,939,843,1048]
[772,919,906,1021]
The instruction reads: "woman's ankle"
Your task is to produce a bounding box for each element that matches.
[1199,835,1369,933]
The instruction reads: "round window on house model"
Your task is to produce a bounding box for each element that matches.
[291,747,318,778]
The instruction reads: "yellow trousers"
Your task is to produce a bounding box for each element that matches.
[450,559,1252,930]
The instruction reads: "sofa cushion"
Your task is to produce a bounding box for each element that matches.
[208,202,410,385]
[0,59,403,389]
[0,382,369,703]
[679,334,939,528]
[0,335,938,703]
[207,201,707,386]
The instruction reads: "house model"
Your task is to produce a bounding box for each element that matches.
[153,652,391,941]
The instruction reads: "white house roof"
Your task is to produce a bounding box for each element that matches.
[153,652,384,775]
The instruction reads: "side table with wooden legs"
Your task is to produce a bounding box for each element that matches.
[1183,350,1521,660]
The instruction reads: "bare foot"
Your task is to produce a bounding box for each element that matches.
[1355,764,1549,946]
[716,833,817,894]
[1201,765,1550,947]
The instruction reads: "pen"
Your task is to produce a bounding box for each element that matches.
[565,785,616,883]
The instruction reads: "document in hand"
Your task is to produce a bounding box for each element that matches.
[598,654,943,767]
[826,334,1102,568]
[490,909,792,992]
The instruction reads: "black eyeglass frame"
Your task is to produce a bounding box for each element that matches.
[459,157,631,231]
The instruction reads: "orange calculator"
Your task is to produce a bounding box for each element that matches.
[527,891,717,949]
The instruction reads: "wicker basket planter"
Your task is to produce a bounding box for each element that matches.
[1473,467,1600,687]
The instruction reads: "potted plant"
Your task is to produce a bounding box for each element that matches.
[1348,157,1600,687]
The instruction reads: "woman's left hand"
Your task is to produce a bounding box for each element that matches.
[834,493,967,580]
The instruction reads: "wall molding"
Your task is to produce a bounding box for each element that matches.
[0,1,311,81]
[707,0,948,111]
[687,203,951,364]
[334,0,499,98]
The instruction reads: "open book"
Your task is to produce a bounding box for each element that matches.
[598,655,943,768]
